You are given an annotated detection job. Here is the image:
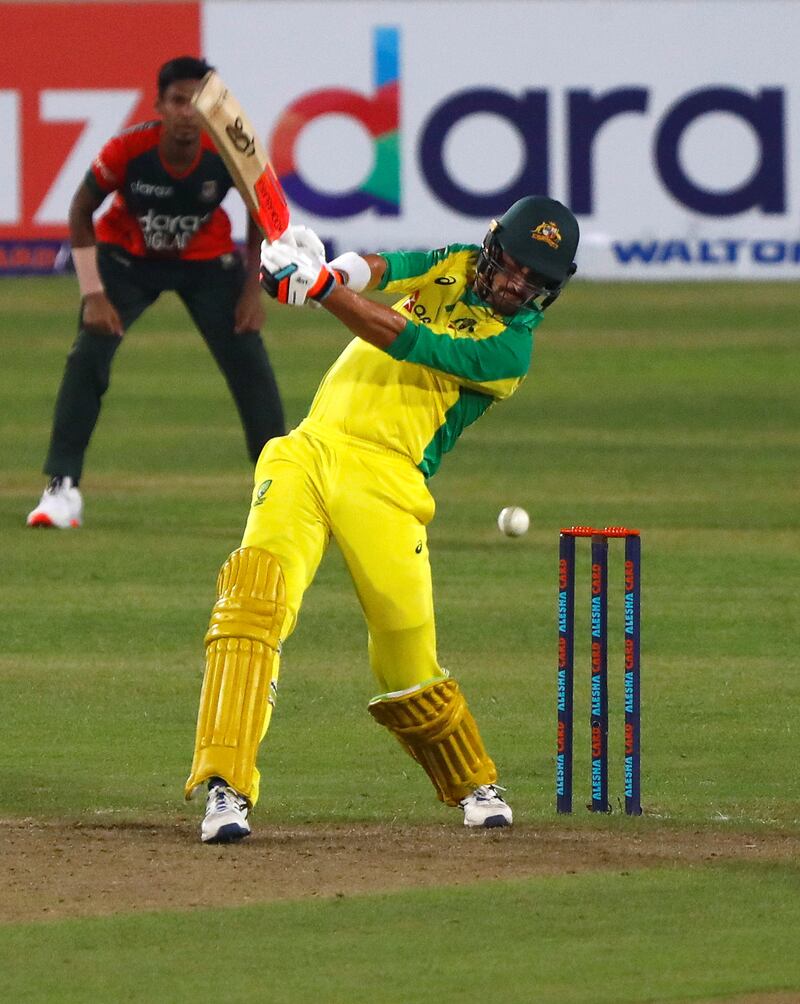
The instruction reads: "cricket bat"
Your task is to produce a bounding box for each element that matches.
[192,70,292,243]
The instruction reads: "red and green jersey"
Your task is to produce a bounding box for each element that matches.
[87,121,236,260]
[301,243,543,478]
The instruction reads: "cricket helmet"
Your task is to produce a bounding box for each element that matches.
[476,196,580,310]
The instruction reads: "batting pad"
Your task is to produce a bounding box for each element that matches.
[185,547,286,805]
[368,678,497,805]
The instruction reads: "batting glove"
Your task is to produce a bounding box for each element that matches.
[259,239,338,306]
[284,224,326,262]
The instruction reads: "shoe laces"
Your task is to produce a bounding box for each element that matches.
[463,784,507,806]
[209,784,245,814]
[46,476,73,496]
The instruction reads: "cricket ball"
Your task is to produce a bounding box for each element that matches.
[497,506,530,537]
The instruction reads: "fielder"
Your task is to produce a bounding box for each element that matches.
[185,195,580,842]
[27,56,285,530]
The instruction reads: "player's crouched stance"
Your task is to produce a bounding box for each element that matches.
[186,197,580,841]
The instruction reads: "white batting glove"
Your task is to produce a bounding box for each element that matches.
[284,224,326,263]
[259,239,337,306]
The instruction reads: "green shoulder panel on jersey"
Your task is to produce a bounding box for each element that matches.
[378,244,478,290]
[385,316,539,386]
[419,387,494,479]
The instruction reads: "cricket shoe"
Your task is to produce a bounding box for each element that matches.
[26,477,83,528]
[460,784,513,828]
[201,783,251,844]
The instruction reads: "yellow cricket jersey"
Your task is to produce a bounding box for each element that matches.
[300,244,544,478]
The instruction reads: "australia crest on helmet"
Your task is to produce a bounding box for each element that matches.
[531,220,562,250]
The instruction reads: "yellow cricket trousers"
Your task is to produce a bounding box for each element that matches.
[241,425,443,695]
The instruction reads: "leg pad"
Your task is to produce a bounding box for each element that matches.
[368,677,497,806]
[185,547,286,804]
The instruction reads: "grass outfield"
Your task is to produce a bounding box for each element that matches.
[1,277,798,1001]
[2,867,800,1003]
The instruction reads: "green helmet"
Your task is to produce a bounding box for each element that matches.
[477,196,580,310]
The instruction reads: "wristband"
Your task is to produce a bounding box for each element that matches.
[327,251,371,292]
[309,266,338,303]
[72,245,104,297]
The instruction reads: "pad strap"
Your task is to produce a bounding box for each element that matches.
[368,678,497,805]
[185,547,286,804]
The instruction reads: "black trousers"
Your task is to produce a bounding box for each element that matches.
[44,244,285,482]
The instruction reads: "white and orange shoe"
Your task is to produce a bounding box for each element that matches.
[26,477,83,528]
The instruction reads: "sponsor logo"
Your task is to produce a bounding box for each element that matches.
[531,221,562,249]
[625,592,635,634]
[411,301,432,323]
[415,540,423,553]
[613,239,800,267]
[272,26,400,217]
[591,661,602,714]
[625,672,634,712]
[591,723,603,759]
[399,294,432,323]
[137,207,211,251]
[200,180,219,202]
[557,717,567,752]
[625,670,636,714]
[558,589,568,632]
[225,116,256,157]
[269,25,785,229]
[625,756,634,796]
[592,749,604,800]
[559,557,570,590]
[591,595,603,638]
[0,240,61,273]
[131,179,174,198]
[557,667,568,711]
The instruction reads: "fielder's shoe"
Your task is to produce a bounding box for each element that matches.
[201,783,251,844]
[460,784,513,828]
[26,477,83,528]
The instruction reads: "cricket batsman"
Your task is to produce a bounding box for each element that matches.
[185,195,580,842]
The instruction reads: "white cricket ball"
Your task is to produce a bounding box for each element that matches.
[497,506,530,537]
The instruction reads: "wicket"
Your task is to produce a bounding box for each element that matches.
[556,526,641,815]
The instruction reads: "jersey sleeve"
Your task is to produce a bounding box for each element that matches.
[378,244,476,292]
[383,316,540,400]
[89,133,131,193]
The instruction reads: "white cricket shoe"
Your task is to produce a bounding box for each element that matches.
[460,784,513,828]
[27,477,83,528]
[201,784,251,844]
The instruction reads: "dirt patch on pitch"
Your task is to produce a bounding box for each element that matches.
[2,817,799,924]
